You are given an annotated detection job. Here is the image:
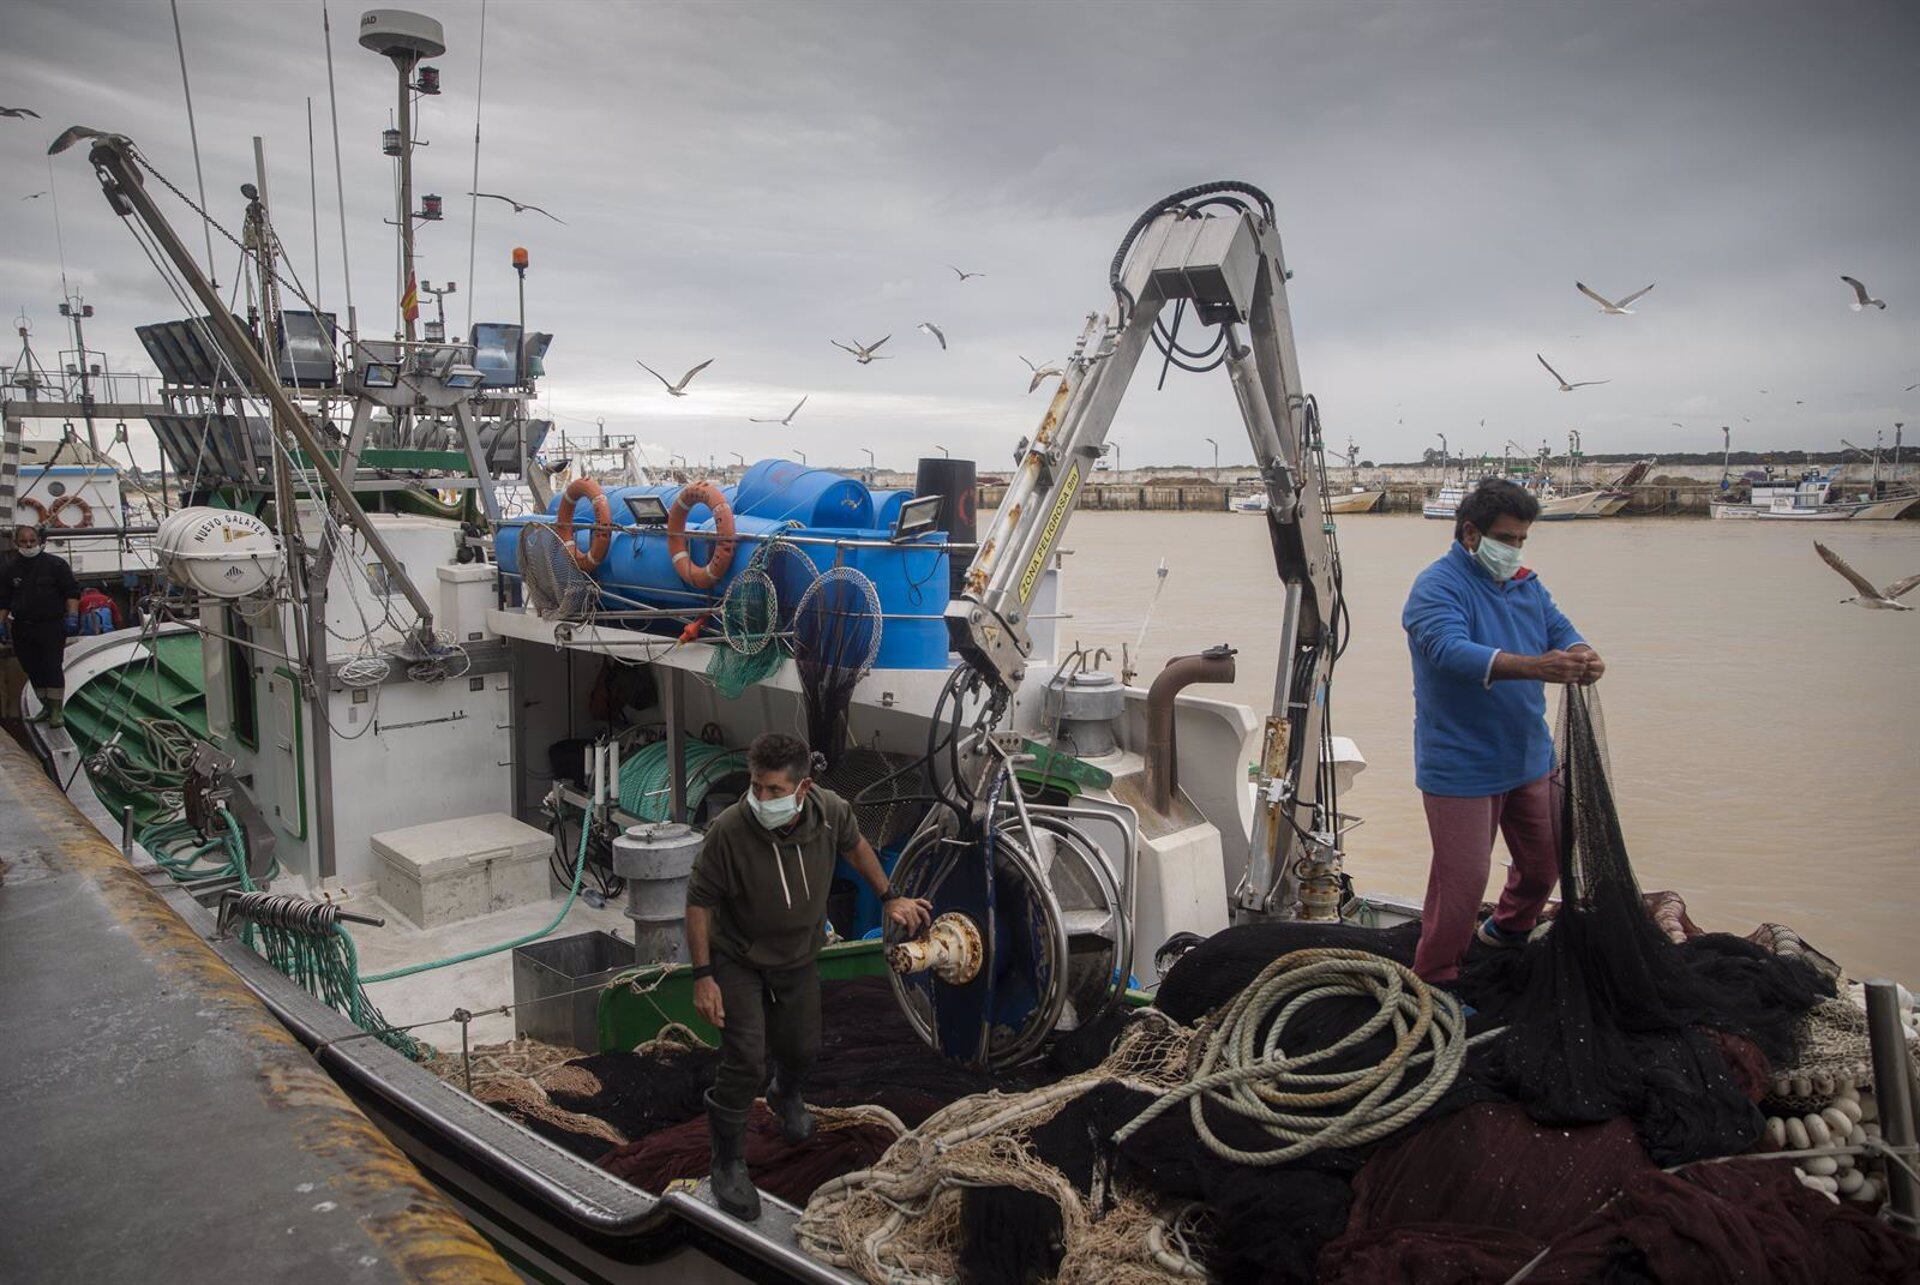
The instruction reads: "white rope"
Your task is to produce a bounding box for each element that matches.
[1112,948,1492,1166]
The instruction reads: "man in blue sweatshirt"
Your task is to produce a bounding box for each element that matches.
[1402,479,1603,982]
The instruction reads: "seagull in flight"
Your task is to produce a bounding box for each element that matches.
[948,265,985,281]
[1905,382,1919,392]
[46,125,112,156]
[748,395,808,425]
[0,106,41,120]
[1576,282,1655,315]
[831,336,891,364]
[635,357,714,396]
[917,321,947,350]
[469,191,566,225]
[1536,353,1609,392]
[1021,355,1064,394]
[21,191,46,201]
[1814,542,1919,611]
[1841,276,1886,311]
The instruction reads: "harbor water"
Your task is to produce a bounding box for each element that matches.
[1060,513,1920,980]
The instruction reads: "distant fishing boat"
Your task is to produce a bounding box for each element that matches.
[1710,468,1920,521]
[1230,492,1267,513]
[1327,486,1383,514]
[1422,475,1490,520]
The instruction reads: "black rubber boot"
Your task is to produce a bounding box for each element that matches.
[766,1069,816,1146]
[704,1089,760,1221]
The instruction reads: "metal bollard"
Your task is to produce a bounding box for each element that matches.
[121,805,135,860]
[1863,979,1919,1227]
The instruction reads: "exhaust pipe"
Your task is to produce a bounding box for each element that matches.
[1145,644,1237,814]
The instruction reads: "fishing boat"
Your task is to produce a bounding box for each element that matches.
[1710,467,1920,521]
[1229,491,1267,513]
[7,15,1916,1282]
[1421,473,1492,520]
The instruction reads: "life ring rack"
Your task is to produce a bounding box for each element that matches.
[552,477,612,572]
[667,480,737,591]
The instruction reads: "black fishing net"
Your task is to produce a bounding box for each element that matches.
[790,567,883,769]
[1457,686,1834,1164]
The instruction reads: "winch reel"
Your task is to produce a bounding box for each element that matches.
[884,738,1132,1069]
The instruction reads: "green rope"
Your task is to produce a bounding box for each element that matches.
[357,798,591,986]
[138,808,276,891]
[247,914,426,1060]
[618,737,746,822]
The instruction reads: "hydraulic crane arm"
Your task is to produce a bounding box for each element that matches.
[952,181,1343,918]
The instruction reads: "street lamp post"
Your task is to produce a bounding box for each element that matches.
[1435,433,1448,479]
[731,451,746,467]
[794,449,807,466]
[1205,436,1218,472]
[862,447,875,481]
[935,444,950,459]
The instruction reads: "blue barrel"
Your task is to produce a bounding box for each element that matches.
[498,512,786,612]
[732,459,873,528]
[870,489,912,531]
[547,482,739,526]
[790,527,950,669]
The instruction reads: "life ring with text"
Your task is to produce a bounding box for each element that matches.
[553,477,612,572]
[667,480,737,591]
[48,493,95,529]
[16,497,49,527]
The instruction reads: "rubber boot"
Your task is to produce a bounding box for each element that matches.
[766,1069,816,1145]
[25,689,53,725]
[45,692,65,730]
[704,1089,760,1221]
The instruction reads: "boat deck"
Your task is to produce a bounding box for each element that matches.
[0,732,517,1284]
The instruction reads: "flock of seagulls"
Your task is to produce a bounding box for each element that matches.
[628,263,1018,424]
[1533,274,1894,399]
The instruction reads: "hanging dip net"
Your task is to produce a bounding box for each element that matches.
[790,566,883,768]
[705,533,810,699]
[518,521,600,622]
[1457,685,1834,1164]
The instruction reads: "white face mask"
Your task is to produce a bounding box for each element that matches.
[19,544,41,558]
[1472,534,1523,582]
[748,789,801,830]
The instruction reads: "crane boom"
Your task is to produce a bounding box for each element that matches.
[952,183,1343,918]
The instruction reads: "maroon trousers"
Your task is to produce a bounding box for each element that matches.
[1413,772,1562,983]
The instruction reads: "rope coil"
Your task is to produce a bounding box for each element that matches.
[1113,948,1487,1166]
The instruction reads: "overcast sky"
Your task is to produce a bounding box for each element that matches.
[3,0,1916,472]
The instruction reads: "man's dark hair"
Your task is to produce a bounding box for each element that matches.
[747,731,811,783]
[1454,478,1540,540]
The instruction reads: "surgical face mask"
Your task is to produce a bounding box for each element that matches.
[748,789,801,830]
[1472,534,1522,582]
[18,544,40,558]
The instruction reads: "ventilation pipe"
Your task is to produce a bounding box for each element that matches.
[1145,644,1237,814]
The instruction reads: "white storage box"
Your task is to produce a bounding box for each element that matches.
[370,812,552,928]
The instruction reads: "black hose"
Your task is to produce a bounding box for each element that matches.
[1107,180,1278,322]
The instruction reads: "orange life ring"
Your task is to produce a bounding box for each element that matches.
[48,493,95,529]
[553,477,612,572]
[17,497,48,526]
[667,480,737,591]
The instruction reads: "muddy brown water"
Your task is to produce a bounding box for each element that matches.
[1055,511,1920,981]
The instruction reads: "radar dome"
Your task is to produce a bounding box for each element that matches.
[358,9,447,59]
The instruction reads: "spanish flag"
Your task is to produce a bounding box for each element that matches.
[402,272,420,323]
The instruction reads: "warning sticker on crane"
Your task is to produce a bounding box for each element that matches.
[1018,463,1080,604]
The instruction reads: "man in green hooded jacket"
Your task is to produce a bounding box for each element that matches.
[684,731,932,1221]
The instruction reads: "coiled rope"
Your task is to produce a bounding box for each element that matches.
[1113,947,1493,1165]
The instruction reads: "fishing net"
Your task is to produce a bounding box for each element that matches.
[818,745,932,851]
[601,1102,903,1206]
[1457,686,1835,1164]
[791,566,883,768]
[518,521,600,622]
[705,533,808,698]
[798,1009,1202,1285]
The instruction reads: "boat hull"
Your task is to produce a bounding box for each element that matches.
[1327,490,1383,514]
